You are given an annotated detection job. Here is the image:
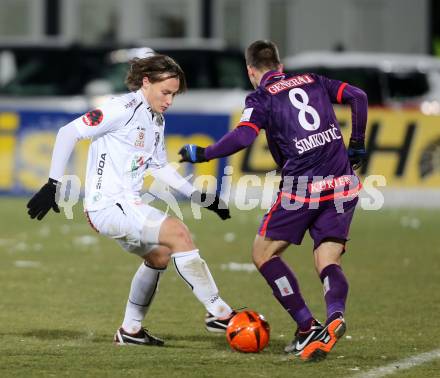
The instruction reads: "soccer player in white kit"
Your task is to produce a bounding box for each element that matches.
[26,54,236,346]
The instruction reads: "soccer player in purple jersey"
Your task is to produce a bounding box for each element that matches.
[179,40,367,361]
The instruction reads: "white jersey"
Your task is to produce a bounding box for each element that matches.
[71,90,168,211]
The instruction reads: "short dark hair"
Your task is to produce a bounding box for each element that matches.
[245,40,281,71]
[125,54,187,93]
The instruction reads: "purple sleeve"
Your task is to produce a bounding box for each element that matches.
[341,84,368,141]
[205,126,258,160]
[320,76,368,141]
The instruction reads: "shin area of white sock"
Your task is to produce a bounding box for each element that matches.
[122,262,165,333]
[172,250,232,318]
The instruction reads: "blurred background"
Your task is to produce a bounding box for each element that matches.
[0,0,437,55]
[0,0,440,206]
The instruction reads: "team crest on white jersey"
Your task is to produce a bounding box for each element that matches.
[135,127,146,148]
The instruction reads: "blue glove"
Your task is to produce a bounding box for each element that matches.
[347,139,367,170]
[178,144,207,163]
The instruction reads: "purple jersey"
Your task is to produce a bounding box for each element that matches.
[203,70,367,245]
[238,71,365,196]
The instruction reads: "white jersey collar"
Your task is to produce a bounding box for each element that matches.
[135,89,164,126]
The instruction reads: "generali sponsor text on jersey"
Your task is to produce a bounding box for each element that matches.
[266,74,314,95]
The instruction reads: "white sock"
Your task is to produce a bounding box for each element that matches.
[172,250,232,318]
[122,262,165,333]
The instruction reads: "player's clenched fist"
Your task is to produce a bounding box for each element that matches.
[347,139,367,170]
[27,178,60,220]
[191,191,231,220]
[178,144,207,163]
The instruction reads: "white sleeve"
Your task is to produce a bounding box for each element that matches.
[149,164,196,198]
[49,123,81,181]
[72,97,129,139]
[151,143,168,168]
[48,96,130,181]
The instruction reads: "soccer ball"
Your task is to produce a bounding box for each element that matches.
[226,310,270,353]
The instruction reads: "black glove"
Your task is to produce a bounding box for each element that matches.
[27,178,60,220]
[347,138,367,170]
[191,191,231,220]
[178,144,207,163]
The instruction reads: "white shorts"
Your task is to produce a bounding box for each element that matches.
[86,200,168,257]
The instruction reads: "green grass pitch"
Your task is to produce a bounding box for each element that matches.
[1,198,439,377]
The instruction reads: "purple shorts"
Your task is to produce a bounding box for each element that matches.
[258,192,358,250]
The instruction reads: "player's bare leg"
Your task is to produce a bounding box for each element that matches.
[251,235,289,269]
[158,217,234,331]
[300,241,348,361]
[252,235,324,356]
[314,241,343,274]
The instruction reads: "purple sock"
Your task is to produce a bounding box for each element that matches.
[259,256,313,331]
[320,264,349,325]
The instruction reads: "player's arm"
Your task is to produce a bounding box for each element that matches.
[322,76,368,169]
[26,121,81,220]
[149,133,230,220]
[149,164,230,220]
[148,128,196,197]
[178,126,258,163]
[179,95,265,163]
[149,164,196,198]
[26,102,126,220]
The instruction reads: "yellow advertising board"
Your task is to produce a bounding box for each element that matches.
[229,107,440,188]
[0,110,221,194]
[1,107,440,195]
